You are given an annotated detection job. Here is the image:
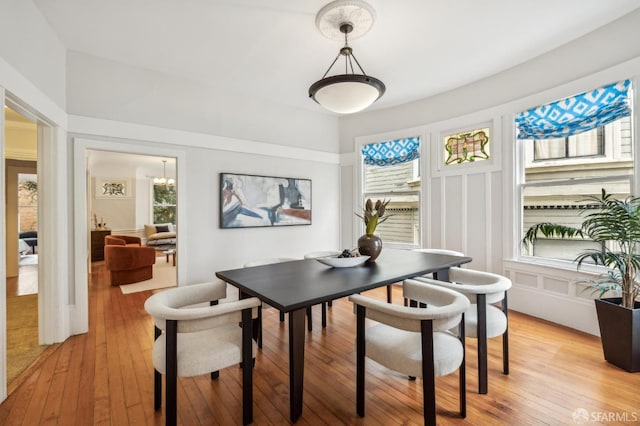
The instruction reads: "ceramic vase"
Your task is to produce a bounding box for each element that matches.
[357,233,382,262]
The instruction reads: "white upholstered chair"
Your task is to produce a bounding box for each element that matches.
[303,250,342,325]
[144,281,260,426]
[415,268,511,394]
[413,247,465,279]
[349,279,470,426]
[387,248,466,306]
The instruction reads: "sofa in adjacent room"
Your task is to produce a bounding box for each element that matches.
[104,235,157,285]
[19,230,38,254]
[144,223,176,247]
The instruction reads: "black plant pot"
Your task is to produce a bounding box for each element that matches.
[594,298,640,372]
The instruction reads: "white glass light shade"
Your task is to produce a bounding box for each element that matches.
[154,160,175,185]
[153,177,175,185]
[309,74,385,114]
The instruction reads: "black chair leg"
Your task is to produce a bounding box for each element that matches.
[503,294,509,375]
[154,369,161,411]
[280,311,285,322]
[460,313,466,418]
[211,371,219,380]
[421,320,436,426]
[166,320,178,426]
[257,306,263,349]
[356,305,366,417]
[154,325,162,411]
[321,302,327,328]
[306,307,313,332]
[477,294,488,394]
[386,285,392,303]
[328,300,333,308]
[242,308,253,425]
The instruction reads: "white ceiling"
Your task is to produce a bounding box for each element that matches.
[32,0,640,114]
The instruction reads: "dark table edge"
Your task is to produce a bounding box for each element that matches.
[215,256,472,313]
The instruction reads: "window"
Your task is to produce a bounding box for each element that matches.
[444,127,490,165]
[18,174,38,232]
[153,183,176,224]
[517,80,633,262]
[534,127,604,160]
[362,137,421,246]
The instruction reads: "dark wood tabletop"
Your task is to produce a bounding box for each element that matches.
[215,247,471,423]
[216,248,472,312]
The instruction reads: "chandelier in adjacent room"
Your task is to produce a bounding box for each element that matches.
[153,160,175,186]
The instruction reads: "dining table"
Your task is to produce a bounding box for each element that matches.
[215,248,472,422]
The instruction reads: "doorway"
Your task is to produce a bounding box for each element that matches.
[4,106,47,387]
[86,150,177,292]
[72,137,186,335]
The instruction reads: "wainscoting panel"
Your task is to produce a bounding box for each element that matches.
[505,259,601,335]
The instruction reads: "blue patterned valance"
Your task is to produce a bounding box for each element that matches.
[515,80,631,140]
[362,137,420,167]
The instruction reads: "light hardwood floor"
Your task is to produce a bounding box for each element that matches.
[1,261,639,425]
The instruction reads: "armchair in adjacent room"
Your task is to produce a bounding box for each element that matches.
[105,235,157,285]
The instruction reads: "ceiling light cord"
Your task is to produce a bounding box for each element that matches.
[321,22,368,79]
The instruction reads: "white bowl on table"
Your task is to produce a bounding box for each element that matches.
[315,255,370,268]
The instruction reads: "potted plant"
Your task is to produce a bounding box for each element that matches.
[355,198,391,262]
[522,189,640,372]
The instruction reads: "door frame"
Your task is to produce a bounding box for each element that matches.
[72,137,186,334]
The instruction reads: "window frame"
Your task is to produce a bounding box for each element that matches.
[355,126,427,250]
[150,180,177,225]
[516,110,636,268]
[432,119,500,177]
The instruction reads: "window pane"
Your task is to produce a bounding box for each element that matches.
[534,137,565,159]
[567,128,603,157]
[364,193,420,245]
[522,179,631,260]
[153,184,176,224]
[363,150,420,246]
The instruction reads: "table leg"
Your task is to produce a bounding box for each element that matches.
[240,290,261,344]
[288,308,306,422]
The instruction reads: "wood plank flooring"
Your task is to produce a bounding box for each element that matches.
[1,261,639,425]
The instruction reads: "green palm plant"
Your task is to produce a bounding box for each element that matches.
[356,198,391,235]
[522,189,640,309]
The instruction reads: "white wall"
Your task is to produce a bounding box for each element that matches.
[0,0,66,109]
[66,51,341,153]
[338,10,640,335]
[0,1,69,403]
[71,119,341,299]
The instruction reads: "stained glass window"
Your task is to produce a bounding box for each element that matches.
[444,127,490,165]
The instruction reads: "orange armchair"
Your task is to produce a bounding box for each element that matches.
[105,235,143,247]
[105,236,157,286]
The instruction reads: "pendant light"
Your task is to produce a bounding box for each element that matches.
[153,160,175,186]
[309,0,385,114]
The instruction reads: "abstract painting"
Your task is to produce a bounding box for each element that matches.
[220,173,311,228]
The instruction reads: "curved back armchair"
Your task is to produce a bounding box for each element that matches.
[105,234,142,246]
[416,267,512,394]
[144,281,260,425]
[104,239,156,285]
[349,279,470,426]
